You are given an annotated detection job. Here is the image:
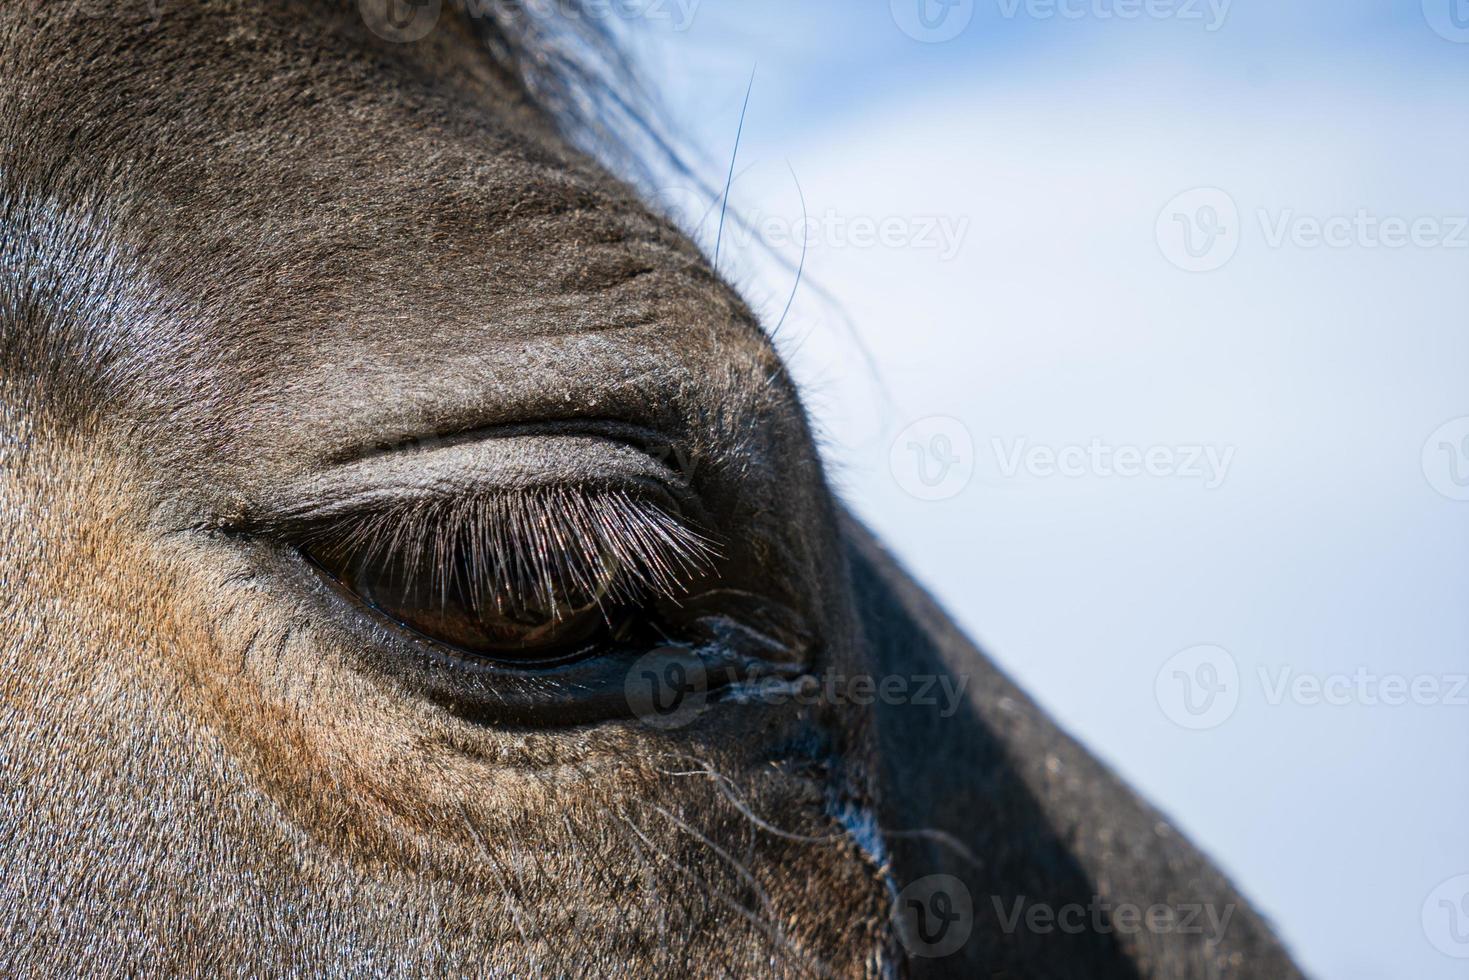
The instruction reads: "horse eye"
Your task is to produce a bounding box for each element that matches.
[287,487,715,671]
[306,543,637,667]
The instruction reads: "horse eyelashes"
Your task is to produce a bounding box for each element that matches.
[296,487,719,662]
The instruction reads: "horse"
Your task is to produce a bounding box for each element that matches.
[0,2,1302,975]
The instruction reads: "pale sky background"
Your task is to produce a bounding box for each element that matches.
[615,2,1469,977]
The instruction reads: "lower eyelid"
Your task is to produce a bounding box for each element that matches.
[221,536,813,729]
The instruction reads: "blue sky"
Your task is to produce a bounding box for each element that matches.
[625,2,1469,977]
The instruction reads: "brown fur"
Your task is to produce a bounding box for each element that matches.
[0,2,1301,976]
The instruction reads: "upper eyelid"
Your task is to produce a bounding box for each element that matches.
[243,431,697,531]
